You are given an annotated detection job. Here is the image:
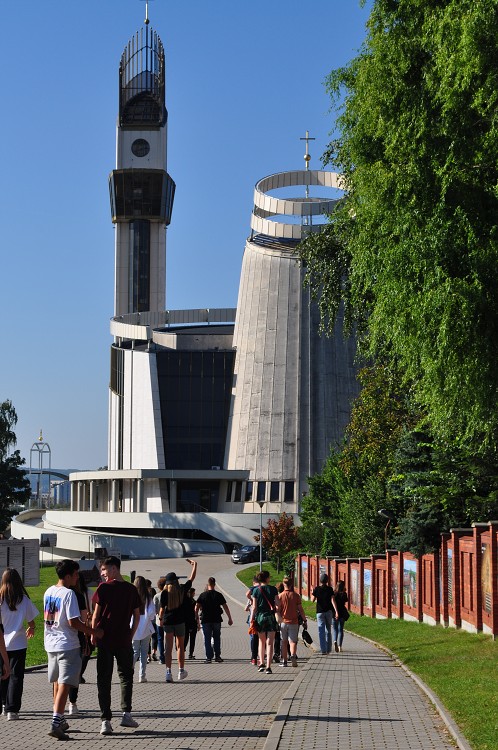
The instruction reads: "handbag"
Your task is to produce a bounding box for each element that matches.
[301,628,313,645]
[248,620,258,635]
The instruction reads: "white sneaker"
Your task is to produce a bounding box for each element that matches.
[138,675,147,683]
[120,712,139,728]
[7,712,19,721]
[100,720,113,735]
[68,703,79,716]
[165,669,173,683]
[178,668,188,681]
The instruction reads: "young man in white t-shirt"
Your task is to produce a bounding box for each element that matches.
[43,559,103,740]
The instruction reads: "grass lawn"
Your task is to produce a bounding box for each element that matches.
[24,565,57,667]
[237,564,498,750]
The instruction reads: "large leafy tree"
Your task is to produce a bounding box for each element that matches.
[0,400,31,531]
[301,0,498,454]
[300,451,345,556]
[261,513,299,574]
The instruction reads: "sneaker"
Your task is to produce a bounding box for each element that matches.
[265,667,272,674]
[7,712,19,720]
[68,704,79,716]
[138,675,147,683]
[214,656,223,663]
[338,645,343,652]
[188,654,195,659]
[100,720,113,735]
[48,724,70,740]
[258,665,265,673]
[334,641,339,653]
[60,719,70,732]
[273,654,280,663]
[2,705,6,716]
[279,661,288,667]
[165,670,173,683]
[120,713,139,728]
[178,669,188,681]
[159,659,165,665]
[291,655,298,668]
[204,658,212,664]
[146,655,151,664]
[151,653,158,661]
[251,658,257,665]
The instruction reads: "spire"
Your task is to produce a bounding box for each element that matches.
[300,129,316,173]
[142,0,153,25]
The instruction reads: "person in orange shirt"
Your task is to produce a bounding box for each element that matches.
[277,577,307,667]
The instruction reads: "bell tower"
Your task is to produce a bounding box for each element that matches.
[109,21,175,316]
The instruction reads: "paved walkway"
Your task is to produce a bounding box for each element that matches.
[3,555,459,749]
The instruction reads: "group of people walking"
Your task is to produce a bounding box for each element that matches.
[0,556,348,740]
[245,570,309,673]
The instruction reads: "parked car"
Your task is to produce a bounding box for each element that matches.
[231,545,262,564]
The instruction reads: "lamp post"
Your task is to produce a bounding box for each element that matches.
[257,499,265,571]
[377,509,396,551]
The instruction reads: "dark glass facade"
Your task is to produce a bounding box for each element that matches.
[156,350,235,470]
[129,220,150,312]
[109,169,175,224]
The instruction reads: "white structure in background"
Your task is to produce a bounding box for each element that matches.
[11,17,357,559]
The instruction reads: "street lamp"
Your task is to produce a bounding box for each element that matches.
[257,499,265,571]
[377,509,397,551]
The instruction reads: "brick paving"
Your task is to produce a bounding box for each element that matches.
[1,555,461,749]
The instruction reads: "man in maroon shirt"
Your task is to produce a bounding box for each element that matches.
[91,556,141,736]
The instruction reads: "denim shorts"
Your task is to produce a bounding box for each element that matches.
[280,622,299,643]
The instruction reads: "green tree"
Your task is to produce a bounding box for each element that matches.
[0,400,31,531]
[389,429,498,554]
[337,365,416,555]
[300,451,345,556]
[300,0,498,454]
[261,513,299,574]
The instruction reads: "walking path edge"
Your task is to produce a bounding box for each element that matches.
[351,632,473,750]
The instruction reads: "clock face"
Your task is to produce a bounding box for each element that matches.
[131,138,150,157]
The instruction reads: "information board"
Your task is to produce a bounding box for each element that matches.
[0,539,40,586]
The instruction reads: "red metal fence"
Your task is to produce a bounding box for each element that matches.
[295,520,498,637]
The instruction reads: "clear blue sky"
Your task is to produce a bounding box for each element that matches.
[1,0,371,470]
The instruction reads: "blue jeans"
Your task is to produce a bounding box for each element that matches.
[156,625,165,663]
[132,636,151,678]
[202,622,221,659]
[316,611,333,653]
[332,617,345,647]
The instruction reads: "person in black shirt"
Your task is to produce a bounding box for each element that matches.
[183,588,199,659]
[195,577,233,663]
[312,573,335,654]
[159,559,197,682]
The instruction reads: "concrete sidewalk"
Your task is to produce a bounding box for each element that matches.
[2,555,459,749]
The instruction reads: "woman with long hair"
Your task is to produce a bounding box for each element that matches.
[332,580,349,652]
[0,568,39,720]
[132,576,156,683]
[159,559,197,683]
[251,570,279,675]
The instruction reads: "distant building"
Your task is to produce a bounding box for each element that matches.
[12,18,357,558]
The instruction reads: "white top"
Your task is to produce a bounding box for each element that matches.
[0,596,39,650]
[132,598,156,641]
[43,584,81,652]
[153,591,162,625]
